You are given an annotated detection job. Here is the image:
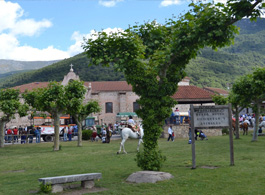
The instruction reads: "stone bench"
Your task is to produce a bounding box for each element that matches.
[39,173,102,193]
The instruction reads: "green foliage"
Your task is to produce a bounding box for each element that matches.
[232,67,265,141]
[212,94,228,105]
[222,128,229,135]
[0,88,29,147]
[82,130,93,140]
[39,183,52,193]
[83,1,263,170]
[136,149,166,171]
[65,80,101,122]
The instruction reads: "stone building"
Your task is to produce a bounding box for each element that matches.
[8,66,224,138]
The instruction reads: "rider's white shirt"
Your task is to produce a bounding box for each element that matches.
[127,119,135,125]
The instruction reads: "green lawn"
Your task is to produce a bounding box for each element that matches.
[1,133,265,195]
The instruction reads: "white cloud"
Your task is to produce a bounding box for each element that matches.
[0,0,62,61]
[99,0,123,7]
[67,28,124,57]
[160,0,229,7]
[0,1,23,33]
[12,46,69,61]
[0,32,69,61]
[11,19,52,36]
[160,0,182,7]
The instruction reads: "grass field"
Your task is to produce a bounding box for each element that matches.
[1,132,265,195]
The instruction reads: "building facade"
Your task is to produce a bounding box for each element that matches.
[8,67,217,128]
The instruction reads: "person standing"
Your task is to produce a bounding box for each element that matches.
[68,126,72,141]
[167,125,174,141]
[28,128,34,143]
[174,108,180,124]
[63,127,68,141]
[13,127,18,143]
[114,122,119,134]
[7,128,12,143]
[35,127,41,143]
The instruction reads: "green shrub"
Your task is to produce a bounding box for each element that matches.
[136,149,166,171]
[222,128,229,135]
[82,130,93,140]
[39,183,52,193]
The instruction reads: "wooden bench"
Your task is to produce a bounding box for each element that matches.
[39,173,102,193]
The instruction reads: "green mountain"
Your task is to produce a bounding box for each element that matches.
[0,59,60,74]
[0,18,264,89]
[0,53,125,88]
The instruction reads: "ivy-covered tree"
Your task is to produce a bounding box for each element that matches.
[232,67,265,142]
[64,80,101,147]
[0,89,28,148]
[23,82,67,151]
[83,1,264,170]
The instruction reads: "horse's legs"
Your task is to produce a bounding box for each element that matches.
[117,141,122,154]
[120,138,127,154]
[137,139,142,152]
[117,138,126,154]
[246,127,248,135]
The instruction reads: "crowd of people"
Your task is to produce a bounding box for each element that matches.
[60,125,77,141]
[235,113,265,133]
[4,126,42,144]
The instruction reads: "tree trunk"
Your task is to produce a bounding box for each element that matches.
[235,107,240,139]
[75,116,82,147]
[252,104,260,142]
[53,113,61,151]
[0,120,6,148]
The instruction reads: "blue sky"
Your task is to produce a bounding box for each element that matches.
[0,0,227,61]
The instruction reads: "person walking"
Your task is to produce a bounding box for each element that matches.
[167,125,174,141]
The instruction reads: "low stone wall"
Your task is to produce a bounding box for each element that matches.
[163,124,223,139]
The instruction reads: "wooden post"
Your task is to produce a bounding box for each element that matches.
[228,103,234,166]
[190,104,196,169]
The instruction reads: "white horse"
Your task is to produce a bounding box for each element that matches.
[117,126,144,154]
[259,121,265,128]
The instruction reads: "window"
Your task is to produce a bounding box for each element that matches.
[105,102,113,113]
[133,102,140,112]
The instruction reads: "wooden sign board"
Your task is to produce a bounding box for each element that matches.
[193,105,230,129]
[190,104,234,168]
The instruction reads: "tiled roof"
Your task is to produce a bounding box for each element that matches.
[13,81,215,103]
[84,81,132,92]
[13,82,50,93]
[172,86,215,101]
[203,87,229,96]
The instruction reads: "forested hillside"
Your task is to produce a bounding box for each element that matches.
[0,53,125,88]
[0,18,264,89]
[0,59,59,74]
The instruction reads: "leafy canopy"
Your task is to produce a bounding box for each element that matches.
[83,0,264,170]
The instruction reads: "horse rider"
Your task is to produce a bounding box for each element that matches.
[242,118,250,126]
[127,115,140,137]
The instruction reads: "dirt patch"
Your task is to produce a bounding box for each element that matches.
[4,170,25,173]
[200,166,218,169]
[29,184,107,194]
[62,187,108,194]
